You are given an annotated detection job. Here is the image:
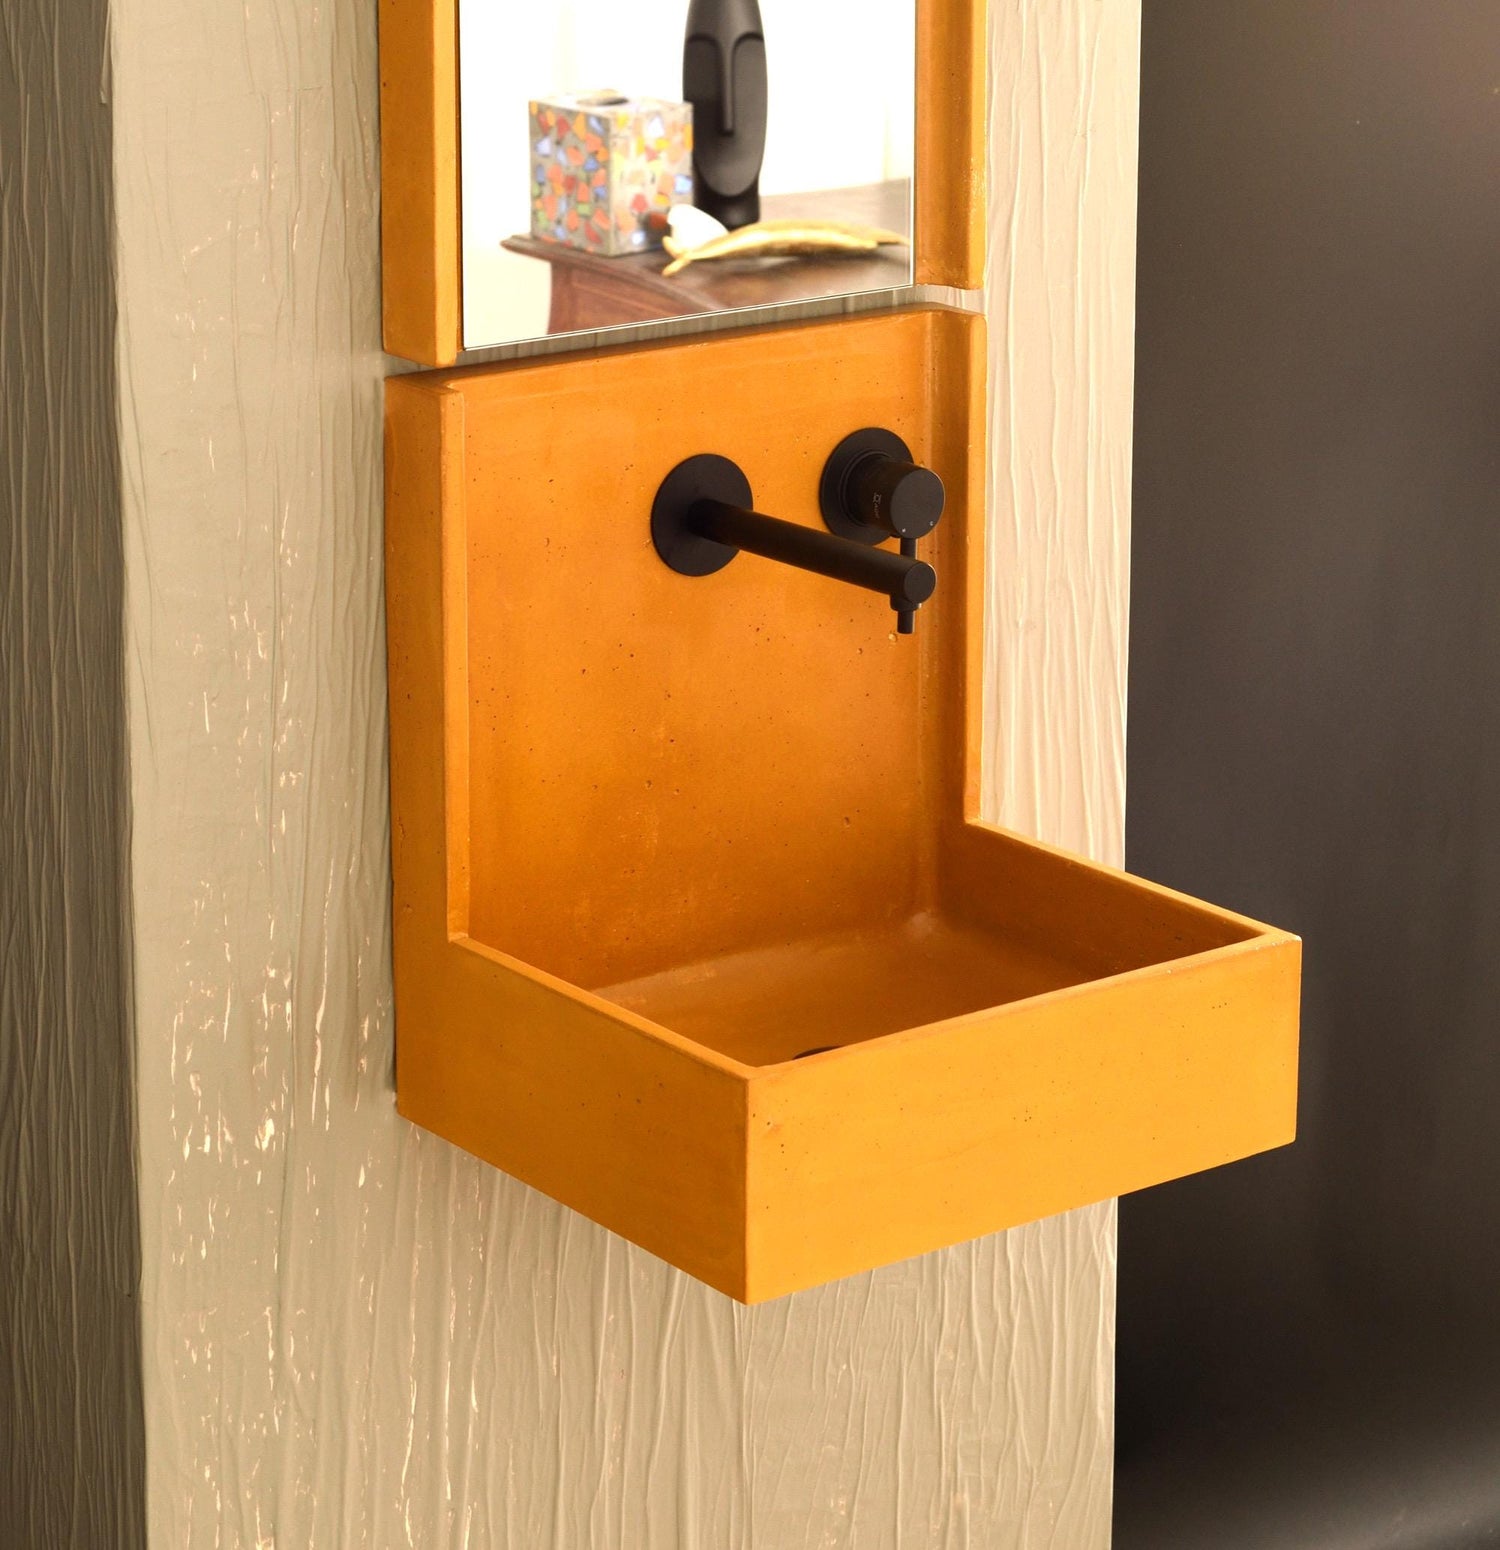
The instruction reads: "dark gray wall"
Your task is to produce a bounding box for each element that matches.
[1117,5,1500,1547]
[0,0,146,1544]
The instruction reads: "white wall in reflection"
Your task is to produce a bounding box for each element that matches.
[458,0,916,347]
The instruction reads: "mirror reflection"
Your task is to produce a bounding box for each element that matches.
[459,0,917,348]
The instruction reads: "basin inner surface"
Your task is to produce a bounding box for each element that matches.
[595,909,1106,1067]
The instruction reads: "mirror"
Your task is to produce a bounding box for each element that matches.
[457,0,917,349]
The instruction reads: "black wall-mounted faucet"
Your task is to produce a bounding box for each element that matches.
[652,434,946,634]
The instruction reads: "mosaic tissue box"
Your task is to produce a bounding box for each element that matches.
[529,92,694,257]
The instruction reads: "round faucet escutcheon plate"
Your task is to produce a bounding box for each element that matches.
[651,453,753,576]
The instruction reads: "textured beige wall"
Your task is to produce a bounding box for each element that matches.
[1,0,147,1543]
[117,1,1138,1544]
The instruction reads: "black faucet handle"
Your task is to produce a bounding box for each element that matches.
[820,428,946,545]
[850,457,946,541]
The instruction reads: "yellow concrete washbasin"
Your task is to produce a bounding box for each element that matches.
[383,308,1300,1301]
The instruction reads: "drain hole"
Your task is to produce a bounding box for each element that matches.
[793,1045,840,1060]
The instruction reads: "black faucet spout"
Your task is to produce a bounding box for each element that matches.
[687,500,935,614]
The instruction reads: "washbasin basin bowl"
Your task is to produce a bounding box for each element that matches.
[598,907,1105,1069]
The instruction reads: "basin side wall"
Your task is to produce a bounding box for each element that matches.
[744,930,1300,1301]
[385,375,754,1296]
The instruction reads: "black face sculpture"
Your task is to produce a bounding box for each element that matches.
[683,0,768,230]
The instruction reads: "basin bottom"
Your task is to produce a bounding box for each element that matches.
[594,911,1092,1068]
